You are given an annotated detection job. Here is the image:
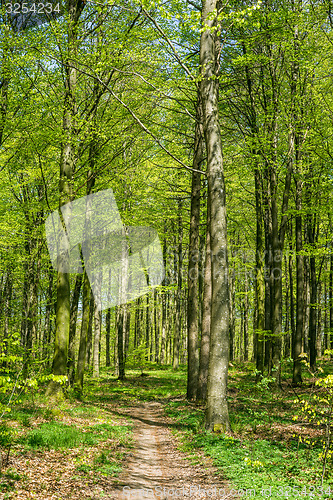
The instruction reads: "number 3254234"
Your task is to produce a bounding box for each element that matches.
[6,3,60,14]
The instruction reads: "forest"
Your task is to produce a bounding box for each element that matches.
[0,0,333,498]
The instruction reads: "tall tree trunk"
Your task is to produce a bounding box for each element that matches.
[200,0,230,432]
[47,0,85,396]
[196,191,211,403]
[187,99,202,399]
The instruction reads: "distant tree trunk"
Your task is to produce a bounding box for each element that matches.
[229,255,235,362]
[74,272,91,394]
[124,304,130,360]
[160,227,167,364]
[145,291,150,360]
[196,191,211,403]
[86,294,94,366]
[154,289,159,363]
[117,228,129,380]
[43,267,55,365]
[328,253,333,359]
[93,287,102,378]
[68,273,83,386]
[288,236,295,360]
[187,98,202,398]
[200,0,230,432]
[317,280,322,358]
[105,308,111,367]
[303,257,310,355]
[307,218,317,370]
[117,304,125,380]
[254,164,265,377]
[324,274,328,353]
[243,267,249,362]
[173,199,183,370]
[293,178,303,384]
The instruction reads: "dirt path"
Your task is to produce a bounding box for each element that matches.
[110,402,233,499]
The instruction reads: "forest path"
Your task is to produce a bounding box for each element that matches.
[109,401,232,499]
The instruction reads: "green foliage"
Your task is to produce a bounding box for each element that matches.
[293,375,333,482]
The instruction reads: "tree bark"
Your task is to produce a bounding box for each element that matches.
[47,0,85,396]
[68,273,83,386]
[196,190,211,403]
[187,98,202,398]
[200,0,230,432]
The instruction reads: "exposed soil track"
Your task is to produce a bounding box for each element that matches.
[110,401,232,499]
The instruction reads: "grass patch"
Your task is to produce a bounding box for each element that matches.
[21,421,132,450]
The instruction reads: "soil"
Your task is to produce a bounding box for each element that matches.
[109,401,233,500]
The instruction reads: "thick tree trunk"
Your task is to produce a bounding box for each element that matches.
[47,0,85,396]
[200,0,230,432]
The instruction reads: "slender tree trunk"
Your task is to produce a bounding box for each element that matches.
[74,272,91,394]
[93,283,102,378]
[106,308,111,367]
[187,99,202,398]
[317,280,322,359]
[255,167,265,377]
[328,253,333,359]
[196,191,211,403]
[154,289,159,363]
[293,179,303,384]
[229,256,235,362]
[243,267,249,362]
[86,294,94,366]
[68,273,83,386]
[173,199,183,370]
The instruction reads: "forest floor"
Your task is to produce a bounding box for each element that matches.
[0,361,332,499]
[108,400,230,499]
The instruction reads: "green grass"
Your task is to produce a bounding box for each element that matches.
[20,421,132,450]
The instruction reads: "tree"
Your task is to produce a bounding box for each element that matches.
[200,0,231,432]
